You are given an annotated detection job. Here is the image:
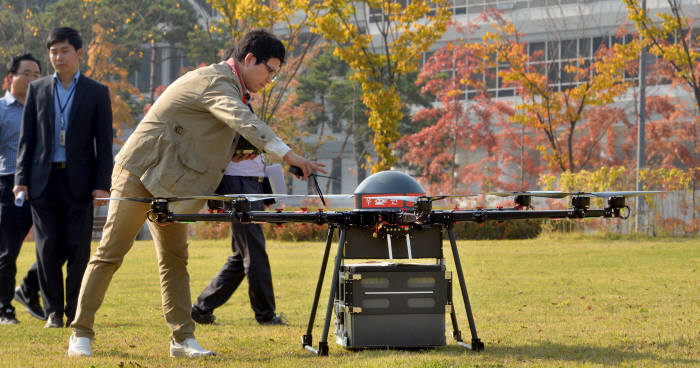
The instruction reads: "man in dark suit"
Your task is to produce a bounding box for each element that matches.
[13,27,113,328]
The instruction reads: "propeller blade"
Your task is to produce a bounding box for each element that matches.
[367,194,478,202]
[97,194,358,205]
[96,197,153,203]
[487,191,569,198]
[588,190,665,198]
[96,196,211,203]
[219,194,354,201]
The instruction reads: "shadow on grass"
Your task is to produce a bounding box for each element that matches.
[284,339,697,366]
[477,340,698,366]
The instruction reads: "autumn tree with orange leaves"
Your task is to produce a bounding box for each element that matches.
[84,25,141,144]
[399,41,524,194]
[478,11,639,173]
[623,0,699,177]
[402,12,641,194]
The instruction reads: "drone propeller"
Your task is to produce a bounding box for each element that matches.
[487,191,569,198]
[574,190,664,198]
[98,194,354,208]
[487,190,664,199]
[96,195,225,203]
[368,194,478,202]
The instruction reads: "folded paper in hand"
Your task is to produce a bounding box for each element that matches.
[264,164,286,194]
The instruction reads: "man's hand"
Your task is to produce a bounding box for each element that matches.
[231,153,259,162]
[93,189,110,206]
[13,185,28,200]
[282,151,327,180]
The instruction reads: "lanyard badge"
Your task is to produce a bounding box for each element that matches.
[55,81,76,147]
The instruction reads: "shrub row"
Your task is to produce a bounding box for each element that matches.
[190,217,543,241]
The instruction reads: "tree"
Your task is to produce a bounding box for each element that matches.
[84,24,141,144]
[623,0,700,185]
[0,0,43,76]
[478,11,638,173]
[295,48,371,187]
[307,0,452,172]
[401,40,529,194]
[623,0,700,109]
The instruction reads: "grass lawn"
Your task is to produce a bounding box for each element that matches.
[1,234,698,367]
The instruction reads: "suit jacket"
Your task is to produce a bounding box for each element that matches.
[115,61,290,203]
[15,74,113,200]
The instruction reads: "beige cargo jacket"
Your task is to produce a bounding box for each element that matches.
[115,61,290,199]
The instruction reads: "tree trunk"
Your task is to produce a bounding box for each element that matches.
[149,40,157,103]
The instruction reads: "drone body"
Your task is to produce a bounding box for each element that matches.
[111,168,657,355]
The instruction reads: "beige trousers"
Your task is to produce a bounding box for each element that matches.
[71,164,196,342]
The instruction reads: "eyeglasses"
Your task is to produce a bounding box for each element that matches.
[18,71,40,79]
[262,61,279,82]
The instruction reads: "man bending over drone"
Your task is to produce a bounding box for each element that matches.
[67,29,325,358]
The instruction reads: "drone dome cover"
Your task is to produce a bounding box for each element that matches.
[353,171,425,211]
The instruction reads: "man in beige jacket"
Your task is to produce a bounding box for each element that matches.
[67,29,325,358]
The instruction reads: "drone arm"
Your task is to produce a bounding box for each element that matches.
[247,211,339,224]
[166,212,240,223]
[434,208,616,224]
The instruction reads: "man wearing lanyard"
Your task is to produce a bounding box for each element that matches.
[0,54,44,325]
[14,27,113,329]
[67,29,324,358]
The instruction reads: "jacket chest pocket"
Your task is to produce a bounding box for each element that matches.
[159,150,208,191]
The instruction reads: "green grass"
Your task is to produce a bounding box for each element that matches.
[1,235,698,367]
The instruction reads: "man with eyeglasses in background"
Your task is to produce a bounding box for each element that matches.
[0,53,45,325]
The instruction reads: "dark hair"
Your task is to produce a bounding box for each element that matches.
[46,27,83,51]
[227,29,285,65]
[6,54,41,76]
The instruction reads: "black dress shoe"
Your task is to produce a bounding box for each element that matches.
[191,306,217,325]
[14,286,46,321]
[0,309,19,325]
[258,314,286,326]
[44,313,63,328]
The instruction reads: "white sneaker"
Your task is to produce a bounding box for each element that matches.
[67,334,92,357]
[169,337,216,358]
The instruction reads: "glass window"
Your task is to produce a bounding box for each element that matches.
[547,62,559,84]
[529,42,545,62]
[579,38,591,58]
[486,67,497,89]
[561,62,576,84]
[593,36,608,53]
[562,39,577,59]
[547,41,559,61]
[498,89,514,97]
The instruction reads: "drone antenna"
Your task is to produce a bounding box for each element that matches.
[310,174,326,207]
[289,165,328,206]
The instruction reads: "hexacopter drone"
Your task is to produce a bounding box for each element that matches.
[110,168,658,356]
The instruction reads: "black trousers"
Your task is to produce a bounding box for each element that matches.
[194,175,276,322]
[30,168,92,322]
[0,174,39,313]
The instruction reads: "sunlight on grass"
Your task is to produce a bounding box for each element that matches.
[1,235,698,367]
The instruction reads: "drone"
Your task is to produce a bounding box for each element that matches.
[109,168,660,356]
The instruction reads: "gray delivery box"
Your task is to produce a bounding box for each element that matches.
[335,263,451,348]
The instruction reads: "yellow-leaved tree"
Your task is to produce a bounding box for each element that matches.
[84,24,141,144]
[472,11,639,172]
[623,0,700,109]
[307,0,451,172]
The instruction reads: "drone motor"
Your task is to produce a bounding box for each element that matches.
[571,196,590,210]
